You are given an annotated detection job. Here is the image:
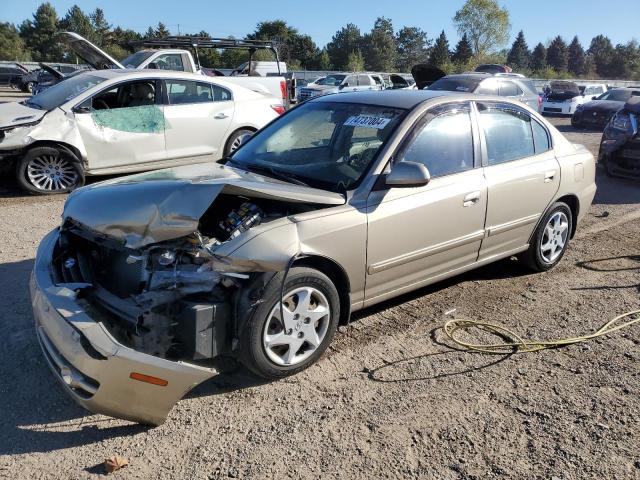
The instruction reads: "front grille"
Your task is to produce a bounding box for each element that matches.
[298,89,318,101]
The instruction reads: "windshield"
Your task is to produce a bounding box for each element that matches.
[229,101,406,192]
[597,89,634,102]
[121,51,154,69]
[315,77,328,85]
[25,74,105,111]
[427,77,480,93]
[323,75,346,86]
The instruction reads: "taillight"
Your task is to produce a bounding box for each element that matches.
[271,104,286,115]
[537,95,542,111]
[280,80,287,100]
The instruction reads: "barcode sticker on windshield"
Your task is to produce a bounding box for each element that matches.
[344,115,392,129]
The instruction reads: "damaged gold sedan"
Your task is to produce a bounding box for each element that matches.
[31,91,596,424]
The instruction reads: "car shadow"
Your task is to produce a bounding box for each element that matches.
[571,255,640,292]
[0,258,147,456]
[593,166,640,205]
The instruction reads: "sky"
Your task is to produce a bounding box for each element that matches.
[2,0,637,49]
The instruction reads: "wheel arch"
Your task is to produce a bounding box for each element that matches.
[293,254,351,325]
[555,194,580,239]
[26,140,83,166]
[223,125,258,154]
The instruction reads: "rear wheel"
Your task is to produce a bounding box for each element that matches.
[238,267,340,379]
[16,146,84,195]
[520,202,572,272]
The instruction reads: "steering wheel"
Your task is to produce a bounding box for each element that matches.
[95,99,110,110]
[346,153,367,170]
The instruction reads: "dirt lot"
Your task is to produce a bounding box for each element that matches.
[0,110,638,479]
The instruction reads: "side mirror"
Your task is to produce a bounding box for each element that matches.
[385,161,430,188]
[338,84,346,90]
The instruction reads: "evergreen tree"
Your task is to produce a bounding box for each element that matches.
[90,8,111,46]
[396,26,431,72]
[326,24,362,71]
[362,17,396,71]
[315,48,331,70]
[506,30,530,70]
[531,42,547,71]
[345,50,365,71]
[19,2,63,61]
[588,35,615,77]
[567,36,586,76]
[60,5,96,45]
[154,22,170,38]
[430,30,450,67]
[546,36,568,73]
[452,33,473,63]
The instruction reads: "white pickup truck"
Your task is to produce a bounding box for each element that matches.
[60,32,290,106]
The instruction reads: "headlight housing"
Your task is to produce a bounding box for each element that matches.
[611,111,631,131]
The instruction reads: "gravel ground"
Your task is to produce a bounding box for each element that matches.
[0,108,639,479]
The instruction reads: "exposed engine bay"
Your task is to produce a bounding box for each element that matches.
[53,194,319,364]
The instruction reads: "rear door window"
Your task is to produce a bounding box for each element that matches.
[166,80,222,104]
[532,119,551,153]
[499,81,522,97]
[477,102,535,165]
[150,54,184,71]
[357,75,373,86]
[476,79,498,95]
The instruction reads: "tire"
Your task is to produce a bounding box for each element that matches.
[238,267,340,379]
[24,82,35,94]
[224,129,254,157]
[520,202,572,272]
[16,146,85,195]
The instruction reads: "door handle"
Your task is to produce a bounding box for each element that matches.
[214,112,229,119]
[463,191,481,207]
[544,170,556,183]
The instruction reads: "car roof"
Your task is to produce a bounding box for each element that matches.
[312,90,461,109]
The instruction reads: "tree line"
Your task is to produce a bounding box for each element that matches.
[0,0,638,79]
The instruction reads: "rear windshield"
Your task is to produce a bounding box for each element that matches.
[597,90,634,102]
[427,77,480,93]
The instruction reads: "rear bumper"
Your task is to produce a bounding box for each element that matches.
[31,229,216,425]
[543,102,573,115]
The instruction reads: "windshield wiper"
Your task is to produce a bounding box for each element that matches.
[232,163,309,187]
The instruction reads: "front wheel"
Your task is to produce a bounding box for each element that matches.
[238,267,340,379]
[16,146,85,195]
[519,202,572,272]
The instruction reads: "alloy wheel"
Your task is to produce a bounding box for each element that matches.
[26,154,78,192]
[540,211,569,263]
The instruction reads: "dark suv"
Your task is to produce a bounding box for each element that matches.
[427,73,541,112]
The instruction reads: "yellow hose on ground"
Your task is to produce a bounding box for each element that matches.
[443,310,640,354]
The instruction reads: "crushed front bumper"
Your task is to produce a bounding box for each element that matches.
[30,229,217,425]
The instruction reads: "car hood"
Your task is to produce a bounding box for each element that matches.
[580,100,624,114]
[62,162,346,249]
[58,31,124,70]
[39,63,65,80]
[0,102,46,128]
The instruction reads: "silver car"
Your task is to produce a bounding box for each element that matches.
[427,73,542,112]
[31,90,596,424]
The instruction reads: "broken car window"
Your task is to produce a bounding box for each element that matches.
[90,81,156,109]
[228,101,406,192]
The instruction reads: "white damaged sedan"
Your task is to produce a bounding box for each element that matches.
[0,69,284,194]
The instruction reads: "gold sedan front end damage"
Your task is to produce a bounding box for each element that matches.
[31,229,217,425]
